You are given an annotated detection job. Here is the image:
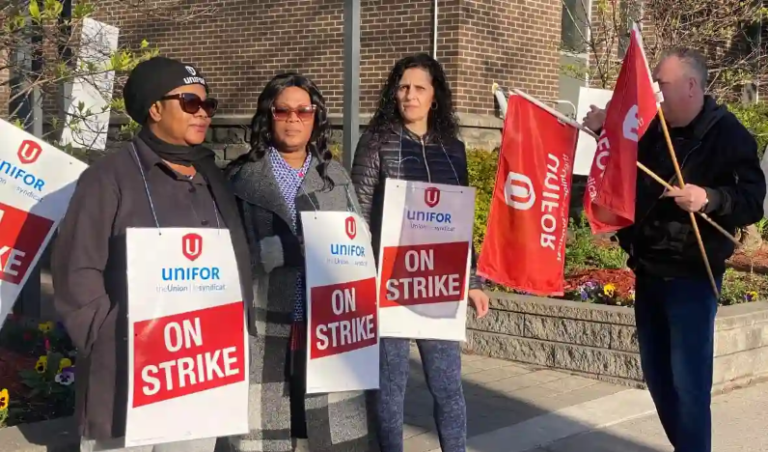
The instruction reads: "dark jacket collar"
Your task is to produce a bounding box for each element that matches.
[131,135,164,174]
[650,95,727,142]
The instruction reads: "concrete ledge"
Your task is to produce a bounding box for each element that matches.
[465,293,768,392]
[0,417,78,452]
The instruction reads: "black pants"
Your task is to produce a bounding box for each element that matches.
[288,346,308,439]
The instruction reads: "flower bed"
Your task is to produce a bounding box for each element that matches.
[557,266,768,307]
[0,315,76,428]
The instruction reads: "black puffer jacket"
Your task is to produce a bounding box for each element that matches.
[616,96,766,278]
[351,127,482,290]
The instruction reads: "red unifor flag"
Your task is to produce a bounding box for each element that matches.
[477,93,579,296]
[584,23,658,233]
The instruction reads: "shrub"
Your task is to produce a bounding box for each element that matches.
[719,268,768,306]
[564,213,627,273]
[729,102,768,159]
[466,148,499,251]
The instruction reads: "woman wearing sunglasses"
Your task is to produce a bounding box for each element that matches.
[224,73,376,452]
[53,56,253,452]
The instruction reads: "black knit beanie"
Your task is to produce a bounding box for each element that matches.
[123,56,208,124]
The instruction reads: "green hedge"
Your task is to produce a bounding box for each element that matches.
[729,102,768,159]
[466,149,499,250]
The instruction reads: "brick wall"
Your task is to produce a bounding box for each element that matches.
[456,0,561,115]
[0,0,565,149]
[92,0,560,118]
[92,0,453,116]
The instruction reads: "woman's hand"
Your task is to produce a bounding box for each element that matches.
[468,289,490,318]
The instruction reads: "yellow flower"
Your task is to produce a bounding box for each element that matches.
[603,283,616,297]
[38,321,54,334]
[58,358,73,373]
[0,388,8,410]
[35,356,48,373]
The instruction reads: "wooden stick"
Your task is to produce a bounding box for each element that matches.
[570,114,740,248]
[656,107,719,298]
[512,89,586,131]
[635,162,740,247]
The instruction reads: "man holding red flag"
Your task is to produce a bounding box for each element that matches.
[584,48,765,452]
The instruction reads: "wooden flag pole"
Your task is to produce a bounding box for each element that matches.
[656,107,719,297]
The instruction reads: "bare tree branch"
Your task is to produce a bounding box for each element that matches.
[561,0,767,100]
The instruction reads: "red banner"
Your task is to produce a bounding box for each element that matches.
[0,202,55,285]
[477,95,579,296]
[309,277,378,360]
[132,301,246,408]
[584,25,658,233]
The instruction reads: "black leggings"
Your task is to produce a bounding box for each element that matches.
[287,346,308,439]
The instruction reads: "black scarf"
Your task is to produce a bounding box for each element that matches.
[138,128,255,329]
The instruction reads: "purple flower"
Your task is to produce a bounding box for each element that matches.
[54,367,75,386]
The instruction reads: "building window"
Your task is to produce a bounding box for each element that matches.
[561,0,590,54]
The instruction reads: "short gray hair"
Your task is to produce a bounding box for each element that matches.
[660,47,708,88]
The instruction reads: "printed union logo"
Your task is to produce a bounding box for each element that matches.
[424,187,440,208]
[623,104,640,142]
[182,233,203,261]
[505,171,536,211]
[345,216,357,240]
[185,66,196,76]
[17,140,42,165]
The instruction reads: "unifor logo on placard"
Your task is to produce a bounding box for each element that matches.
[424,187,440,208]
[345,216,357,240]
[182,233,203,261]
[17,140,42,165]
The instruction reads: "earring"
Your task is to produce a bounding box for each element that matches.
[431,102,438,110]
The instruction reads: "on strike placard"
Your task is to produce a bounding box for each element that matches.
[0,119,88,327]
[378,180,476,341]
[125,228,248,447]
[302,211,379,394]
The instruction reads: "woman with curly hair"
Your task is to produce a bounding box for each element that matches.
[225,73,377,452]
[351,53,490,452]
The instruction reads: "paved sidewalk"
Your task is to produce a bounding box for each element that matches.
[537,380,768,451]
[403,346,657,452]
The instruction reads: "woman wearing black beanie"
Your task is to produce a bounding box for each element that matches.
[52,56,253,452]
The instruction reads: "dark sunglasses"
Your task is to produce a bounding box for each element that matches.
[271,105,316,122]
[160,93,218,117]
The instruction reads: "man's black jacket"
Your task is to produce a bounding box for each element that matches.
[615,96,766,278]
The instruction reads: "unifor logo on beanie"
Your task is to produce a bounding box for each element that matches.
[183,66,206,86]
